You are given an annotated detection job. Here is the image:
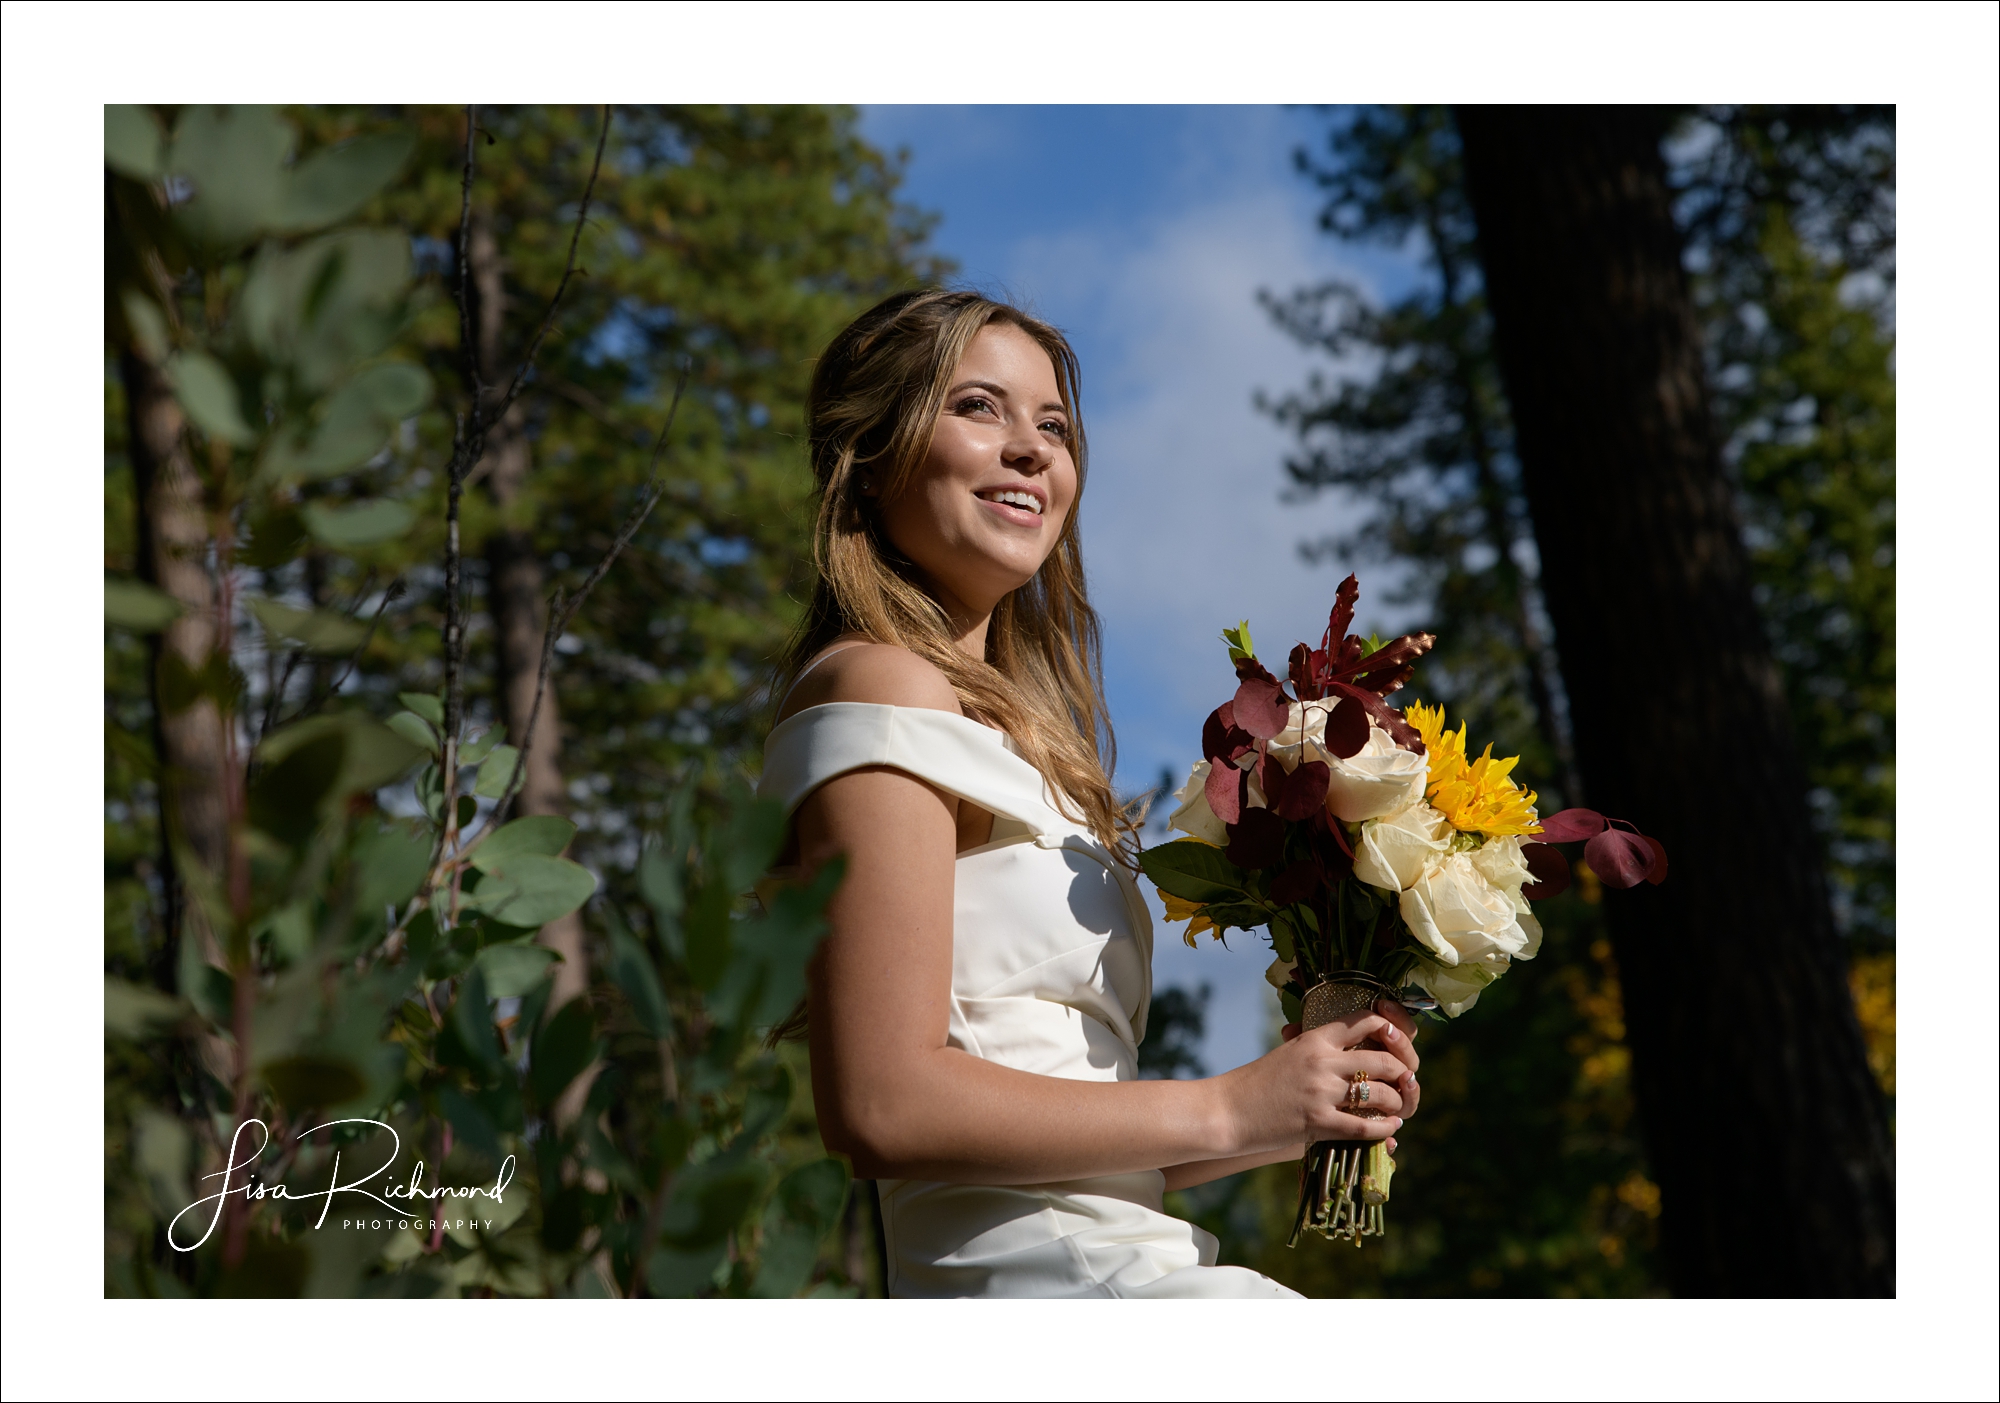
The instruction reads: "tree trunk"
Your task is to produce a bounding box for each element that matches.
[123,347,229,977]
[1454,106,1893,1296]
[468,211,589,1012]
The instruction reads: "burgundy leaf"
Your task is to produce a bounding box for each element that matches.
[1585,829,1654,889]
[1288,643,1324,702]
[1321,574,1360,657]
[1225,807,1287,870]
[1271,859,1322,906]
[1233,654,1280,688]
[1340,632,1437,696]
[1520,842,1572,900]
[1202,704,1252,764]
[1642,835,1669,886]
[1326,681,1423,754]
[1537,808,1608,843]
[1233,678,1292,741]
[1323,696,1371,759]
[1205,759,1245,825]
[1273,759,1330,821]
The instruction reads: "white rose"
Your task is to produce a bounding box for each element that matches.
[1397,851,1541,968]
[1265,955,1297,991]
[1407,952,1507,1017]
[1354,801,1451,892]
[1325,723,1428,822]
[1267,699,1334,771]
[1167,761,1229,845]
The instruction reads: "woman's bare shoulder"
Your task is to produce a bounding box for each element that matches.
[778,642,962,723]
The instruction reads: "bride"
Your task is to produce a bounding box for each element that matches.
[759,289,1423,1298]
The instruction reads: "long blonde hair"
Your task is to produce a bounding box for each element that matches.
[778,288,1135,855]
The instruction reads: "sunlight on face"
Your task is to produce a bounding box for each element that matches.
[877,322,1079,623]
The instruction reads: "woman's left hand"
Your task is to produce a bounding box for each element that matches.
[1280,997,1422,1151]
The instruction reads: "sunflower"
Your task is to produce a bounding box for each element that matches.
[1406,700,1543,837]
[1159,890,1220,947]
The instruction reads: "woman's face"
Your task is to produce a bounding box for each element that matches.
[876,322,1079,626]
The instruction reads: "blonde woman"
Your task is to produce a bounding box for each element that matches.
[760,290,1422,1298]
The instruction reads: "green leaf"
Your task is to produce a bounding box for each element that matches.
[302,499,415,549]
[647,1244,727,1298]
[237,230,410,390]
[120,291,171,363]
[716,796,787,895]
[386,710,439,754]
[638,841,685,919]
[460,729,499,764]
[684,881,732,991]
[249,729,346,844]
[474,941,558,999]
[397,692,444,726]
[279,131,415,230]
[1221,619,1257,663]
[1138,840,1251,905]
[261,1053,367,1110]
[281,362,433,480]
[528,999,599,1107]
[166,350,257,446]
[471,816,576,873]
[609,928,672,1039]
[750,1159,851,1298]
[166,104,294,249]
[105,104,164,179]
[448,964,504,1084]
[472,746,521,799]
[104,577,183,631]
[462,853,596,928]
[256,714,427,827]
[352,821,432,916]
[105,979,184,1039]
[245,596,366,653]
[656,1155,769,1251]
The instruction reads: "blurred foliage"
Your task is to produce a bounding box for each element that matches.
[104,104,939,1297]
[1247,104,1894,1296]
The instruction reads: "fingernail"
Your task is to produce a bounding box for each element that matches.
[1401,1074,1416,1091]
[1380,1024,1399,1040]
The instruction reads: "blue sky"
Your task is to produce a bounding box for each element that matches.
[858,106,1422,1073]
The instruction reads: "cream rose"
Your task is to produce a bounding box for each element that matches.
[1353,801,1451,892]
[1167,761,1229,845]
[1265,955,1297,991]
[1407,952,1507,1017]
[1397,851,1542,968]
[1324,723,1428,822]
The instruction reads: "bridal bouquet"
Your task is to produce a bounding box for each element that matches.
[1138,575,1666,1246]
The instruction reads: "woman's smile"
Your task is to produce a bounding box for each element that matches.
[974,483,1048,523]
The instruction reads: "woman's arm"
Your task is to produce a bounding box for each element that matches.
[796,647,1420,1185]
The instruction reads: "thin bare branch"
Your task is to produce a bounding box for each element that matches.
[459,367,690,858]
[491,106,611,427]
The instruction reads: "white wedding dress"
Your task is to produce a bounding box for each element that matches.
[759,699,1299,1298]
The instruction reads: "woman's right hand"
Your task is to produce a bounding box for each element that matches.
[1219,1008,1421,1153]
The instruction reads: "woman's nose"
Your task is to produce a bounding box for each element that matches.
[1003,425,1054,472]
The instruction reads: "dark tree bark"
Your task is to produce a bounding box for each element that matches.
[468,210,589,1012]
[1454,106,1893,1296]
[123,347,230,980]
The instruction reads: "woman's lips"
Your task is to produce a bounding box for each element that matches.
[974,486,1045,524]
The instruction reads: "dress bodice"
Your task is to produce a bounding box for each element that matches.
[759,701,1153,1081]
[757,701,1295,1299]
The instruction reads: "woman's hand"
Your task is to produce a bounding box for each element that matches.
[1235,998,1422,1153]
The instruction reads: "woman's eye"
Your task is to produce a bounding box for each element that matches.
[1040,419,1068,437]
[955,396,996,416]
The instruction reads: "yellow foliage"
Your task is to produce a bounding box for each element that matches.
[1848,950,1895,1097]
